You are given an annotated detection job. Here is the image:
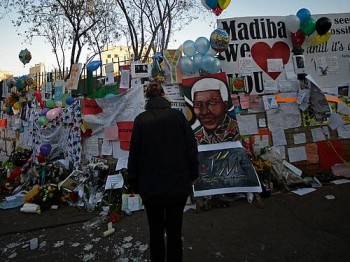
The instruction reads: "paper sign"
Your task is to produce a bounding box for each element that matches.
[105,174,124,190]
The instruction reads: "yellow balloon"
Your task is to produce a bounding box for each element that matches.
[13,102,21,110]
[310,31,331,46]
[218,0,231,9]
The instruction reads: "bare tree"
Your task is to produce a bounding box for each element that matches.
[0,0,121,76]
[0,0,210,74]
[114,0,204,62]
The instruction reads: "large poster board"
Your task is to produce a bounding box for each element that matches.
[193,142,261,197]
[218,13,350,93]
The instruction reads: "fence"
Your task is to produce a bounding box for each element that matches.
[30,56,152,97]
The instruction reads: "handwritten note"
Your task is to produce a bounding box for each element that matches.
[105,174,124,190]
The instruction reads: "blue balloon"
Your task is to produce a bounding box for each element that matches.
[201,54,216,73]
[65,96,74,105]
[180,57,195,76]
[296,8,311,23]
[195,37,210,55]
[209,58,221,74]
[205,0,218,9]
[182,40,196,57]
[193,53,203,69]
[86,60,102,72]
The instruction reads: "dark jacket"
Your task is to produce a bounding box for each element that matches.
[127,96,199,203]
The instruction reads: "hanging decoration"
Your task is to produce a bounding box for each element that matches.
[18,48,32,65]
[86,60,102,72]
[201,0,232,16]
[180,35,224,76]
[151,52,165,82]
[285,8,332,47]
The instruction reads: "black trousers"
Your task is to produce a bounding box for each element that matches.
[143,199,187,262]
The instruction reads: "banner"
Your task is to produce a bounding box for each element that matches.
[218,13,350,93]
[193,142,261,197]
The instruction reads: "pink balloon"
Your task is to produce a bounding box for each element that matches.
[46,107,62,120]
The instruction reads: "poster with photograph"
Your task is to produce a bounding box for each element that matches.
[193,142,261,197]
[131,63,150,78]
[182,72,240,145]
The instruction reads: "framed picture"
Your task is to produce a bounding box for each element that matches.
[292,55,306,74]
[131,63,151,78]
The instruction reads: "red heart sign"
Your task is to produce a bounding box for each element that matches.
[251,41,291,80]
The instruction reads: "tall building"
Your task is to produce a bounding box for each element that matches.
[101,46,153,76]
[29,63,46,86]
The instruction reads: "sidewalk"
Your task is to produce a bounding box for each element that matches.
[1,182,350,261]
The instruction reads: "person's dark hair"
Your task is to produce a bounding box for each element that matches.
[145,82,164,98]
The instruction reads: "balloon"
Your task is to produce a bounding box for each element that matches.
[315,17,332,36]
[205,0,218,9]
[38,116,49,126]
[37,152,45,163]
[218,0,231,9]
[86,60,102,72]
[310,31,332,46]
[25,76,34,86]
[182,40,196,57]
[16,77,25,90]
[6,78,16,88]
[201,53,216,73]
[195,37,210,55]
[18,48,32,65]
[12,102,21,111]
[179,57,195,76]
[296,8,311,23]
[284,15,300,33]
[10,168,22,180]
[212,6,223,16]
[193,53,203,69]
[209,58,222,74]
[40,108,50,116]
[45,99,55,109]
[210,28,229,52]
[291,30,306,47]
[46,107,62,120]
[154,52,163,64]
[65,96,74,105]
[300,17,316,36]
[40,144,52,157]
[34,90,43,109]
[201,0,211,10]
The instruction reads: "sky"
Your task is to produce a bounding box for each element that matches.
[0,0,349,77]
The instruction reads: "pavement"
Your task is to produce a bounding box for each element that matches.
[1,182,350,262]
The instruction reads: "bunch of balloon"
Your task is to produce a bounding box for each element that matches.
[201,0,231,16]
[180,37,222,76]
[284,8,332,48]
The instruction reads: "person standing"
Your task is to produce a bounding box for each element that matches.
[127,81,199,262]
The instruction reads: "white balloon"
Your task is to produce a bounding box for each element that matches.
[284,14,300,33]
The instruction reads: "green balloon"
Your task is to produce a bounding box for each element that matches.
[45,99,55,109]
[38,116,49,126]
[300,17,316,36]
